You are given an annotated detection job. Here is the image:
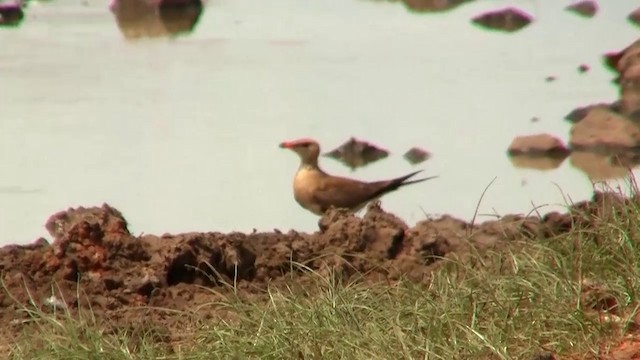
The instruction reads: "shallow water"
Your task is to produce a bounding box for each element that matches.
[0,0,638,244]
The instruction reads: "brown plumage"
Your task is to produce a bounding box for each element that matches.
[279,138,437,215]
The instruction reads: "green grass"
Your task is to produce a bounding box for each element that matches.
[6,194,640,359]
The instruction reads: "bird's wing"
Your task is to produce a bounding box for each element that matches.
[311,171,435,213]
[311,176,392,212]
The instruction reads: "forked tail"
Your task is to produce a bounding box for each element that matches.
[370,170,438,199]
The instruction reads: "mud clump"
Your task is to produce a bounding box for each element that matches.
[0,196,629,342]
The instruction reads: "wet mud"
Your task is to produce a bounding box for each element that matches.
[0,194,628,343]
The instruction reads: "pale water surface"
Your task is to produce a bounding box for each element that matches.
[0,0,638,244]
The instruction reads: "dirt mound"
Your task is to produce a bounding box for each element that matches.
[0,196,625,340]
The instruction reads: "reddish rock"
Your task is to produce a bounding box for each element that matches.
[45,203,130,241]
[565,1,598,18]
[471,7,533,33]
[507,134,570,157]
[604,39,640,74]
[612,40,640,119]
[622,64,640,85]
[564,103,619,123]
[569,108,640,151]
[578,64,590,73]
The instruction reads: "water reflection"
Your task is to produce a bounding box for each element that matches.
[509,156,566,171]
[570,151,630,181]
[0,1,24,27]
[611,152,640,169]
[471,7,533,33]
[398,0,472,13]
[507,134,571,171]
[110,0,203,39]
[0,186,41,194]
[324,138,389,171]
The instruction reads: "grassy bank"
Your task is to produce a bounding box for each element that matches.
[6,196,640,359]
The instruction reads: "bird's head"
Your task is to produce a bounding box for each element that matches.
[279,138,321,166]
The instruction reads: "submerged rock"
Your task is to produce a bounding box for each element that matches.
[0,1,24,27]
[565,1,598,18]
[110,0,203,39]
[564,102,620,123]
[507,134,570,157]
[471,7,533,33]
[569,108,640,151]
[403,147,431,165]
[324,138,389,170]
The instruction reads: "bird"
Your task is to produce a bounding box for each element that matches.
[279,138,437,215]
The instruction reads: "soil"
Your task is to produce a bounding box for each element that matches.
[0,193,635,357]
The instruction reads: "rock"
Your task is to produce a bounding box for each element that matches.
[604,39,640,74]
[324,137,389,170]
[403,147,431,165]
[110,0,203,39]
[629,8,640,27]
[545,75,556,82]
[43,296,67,311]
[578,64,590,73]
[507,134,570,157]
[620,65,640,117]
[565,1,597,18]
[471,7,533,33]
[569,108,640,151]
[0,1,24,27]
[45,203,130,241]
[564,103,619,123]
[608,40,640,120]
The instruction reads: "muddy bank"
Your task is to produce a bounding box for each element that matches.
[0,194,629,341]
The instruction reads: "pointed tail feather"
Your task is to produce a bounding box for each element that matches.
[391,170,438,187]
[369,170,438,200]
[400,175,439,187]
